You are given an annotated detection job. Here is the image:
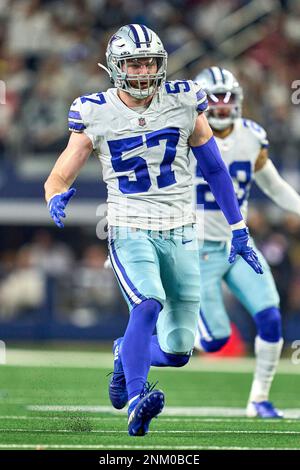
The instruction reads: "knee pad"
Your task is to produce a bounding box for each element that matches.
[200,336,229,353]
[166,328,195,355]
[254,307,282,342]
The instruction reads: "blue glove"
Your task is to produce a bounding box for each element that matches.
[229,228,263,274]
[47,188,76,228]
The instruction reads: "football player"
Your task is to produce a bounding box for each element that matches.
[193,66,300,418]
[44,27,262,435]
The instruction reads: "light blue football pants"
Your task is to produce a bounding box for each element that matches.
[108,225,201,354]
[198,240,280,341]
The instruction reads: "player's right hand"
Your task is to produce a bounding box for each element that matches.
[47,188,76,228]
[229,227,264,274]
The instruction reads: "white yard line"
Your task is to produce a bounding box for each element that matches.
[0,444,299,450]
[4,349,300,375]
[25,405,300,419]
[1,428,300,434]
[0,416,299,424]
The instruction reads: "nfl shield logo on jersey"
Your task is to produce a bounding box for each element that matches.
[138,117,146,127]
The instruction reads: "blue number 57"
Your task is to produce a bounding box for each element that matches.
[107,127,180,194]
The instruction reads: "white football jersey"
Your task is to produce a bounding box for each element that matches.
[193,117,269,241]
[68,81,208,230]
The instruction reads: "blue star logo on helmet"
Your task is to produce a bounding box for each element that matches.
[109,35,122,45]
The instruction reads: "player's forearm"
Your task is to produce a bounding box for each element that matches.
[44,133,92,203]
[191,136,245,228]
[44,172,73,203]
[255,160,300,216]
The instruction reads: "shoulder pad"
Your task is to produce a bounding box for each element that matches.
[242,118,269,148]
[68,97,85,133]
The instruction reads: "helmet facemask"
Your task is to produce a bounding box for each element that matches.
[100,24,168,100]
[207,92,242,130]
[194,67,243,131]
[109,54,167,100]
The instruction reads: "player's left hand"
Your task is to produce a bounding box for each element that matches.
[47,188,76,228]
[229,228,263,274]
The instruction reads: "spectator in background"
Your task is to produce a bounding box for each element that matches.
[0,246,45,319]
[21,81,68,153]
[58,244,121,327]
[287,275,300,316]
[4,54,33,97]
[6,0,53,60]
[94,0,128,30]
[246,208,272,246]
[74,245,118,307]
[163,10,196,53]
[0,54,32,158]
[0,89,18,160]
[0,0,298,169]
[260,232,292,313]
[27,229,74,277]
[0,230,124,325]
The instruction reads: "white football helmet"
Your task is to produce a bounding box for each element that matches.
[194,66,243,130]
[99,24,168,100]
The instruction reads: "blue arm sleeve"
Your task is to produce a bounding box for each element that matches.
[191,136,243,225]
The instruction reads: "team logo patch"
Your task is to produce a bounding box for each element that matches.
[109,34,122,45]
[138,117,146,127]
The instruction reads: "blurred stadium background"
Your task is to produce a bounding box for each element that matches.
[0,0,300,350]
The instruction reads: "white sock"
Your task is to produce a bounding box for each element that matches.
[248,335,283,403]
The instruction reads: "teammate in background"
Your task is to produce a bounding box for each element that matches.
[44,27,262,436]
[193,66,300,418]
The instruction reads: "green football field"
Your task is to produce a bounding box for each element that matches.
[1,348,300,450]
